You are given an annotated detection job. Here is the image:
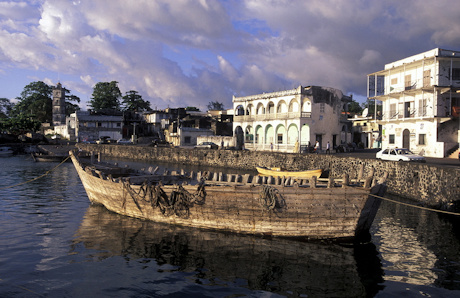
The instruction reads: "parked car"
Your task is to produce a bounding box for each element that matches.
[376,148,426,162]
[96,136,112,144]
[151,138,170,147]
[117,138,132,145]
[194,142,218,149]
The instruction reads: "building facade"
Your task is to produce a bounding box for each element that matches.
[232,85,352,152]
[368,48,460,157]
[72,111,123,142]
[350,110,382,149]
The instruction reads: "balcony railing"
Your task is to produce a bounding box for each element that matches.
[234,112,312,122]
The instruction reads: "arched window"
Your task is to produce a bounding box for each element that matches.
[235,105,244,116]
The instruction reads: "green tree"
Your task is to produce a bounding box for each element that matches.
[122,90,151,112]
[63,89,81,116]
[362,99,383,117]
[207,101,224,111]
[10,81,80,123]
[185,106,200,111]
[12,81,53,123]
[348,99,363,115]
[89,81,122,113]
[0,98,13,119]
[0,113,41,134]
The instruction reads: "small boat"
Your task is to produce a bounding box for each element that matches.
[256,166,323,178]
[0,147,13,157]
[70,150,387,241]
[31,153,68,162]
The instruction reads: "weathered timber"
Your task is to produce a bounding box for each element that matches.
[70,150,387,241]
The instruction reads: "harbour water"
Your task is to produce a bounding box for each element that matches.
[1,155,460,297]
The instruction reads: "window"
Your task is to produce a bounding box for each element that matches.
[418,134,426,145]
[117,123,121,127]
[277,134,283,144]
[98,122,102,127]
[184,136,191,144]
[390,104,397,118]
[450,68,460,80]
[320,103,325,113]
[389,134,395,144]
[423,70,431,87]
[391,78,398,85]
[418,99,427,116]
[405,74,412,90]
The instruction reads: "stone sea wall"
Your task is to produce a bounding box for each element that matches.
[77,144,460,208]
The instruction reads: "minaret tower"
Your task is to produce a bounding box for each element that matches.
[52,82,66,126]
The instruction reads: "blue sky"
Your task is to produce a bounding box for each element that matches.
[1,0,460,111]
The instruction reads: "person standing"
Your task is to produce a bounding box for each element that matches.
[314,141,320,154]
[326,141,330,154]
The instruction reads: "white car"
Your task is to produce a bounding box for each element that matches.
[376,148,426,162]
[117,138,132,144]
[194,142,218,149]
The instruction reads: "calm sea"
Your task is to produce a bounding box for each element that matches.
[1,155,460,297]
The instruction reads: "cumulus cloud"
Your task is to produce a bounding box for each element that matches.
[0,0,460,110]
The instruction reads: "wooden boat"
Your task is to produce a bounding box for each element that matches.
[256,166,323,178]
[0,146,13,157]
[31,153,68,162]
[70,150,387,241]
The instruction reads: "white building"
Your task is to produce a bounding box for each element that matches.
[72,111,123,142]
[167,127,214,147]
[232,85,352,152]
[368,48,460,157]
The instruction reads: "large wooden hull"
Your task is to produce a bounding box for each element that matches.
[70,151,386,241]
[256,166,323,178]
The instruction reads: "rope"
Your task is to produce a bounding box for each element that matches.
[370,193,460,216]
[122,179,206,218]
[0,155,71,190]
[258,185,282,211]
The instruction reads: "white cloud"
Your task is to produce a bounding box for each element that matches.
[1,0,460,108]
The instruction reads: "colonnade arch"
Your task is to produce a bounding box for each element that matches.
[275,124,286,144]
[239,122,312,150]
[238,98,306,116]
[287,124,298,144]
[265,125,274,144]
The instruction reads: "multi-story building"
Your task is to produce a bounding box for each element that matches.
[52,82,66,126]
[368,48,460,157]
[232,85,352,152]
[349,108,382,149]
[72,111,123,142]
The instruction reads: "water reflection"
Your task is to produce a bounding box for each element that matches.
[73,205,383,297]
[373,197,460,291]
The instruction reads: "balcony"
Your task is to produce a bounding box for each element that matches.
[234,112,312,122]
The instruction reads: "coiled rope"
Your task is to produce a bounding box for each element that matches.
[258,185,282,211]
[0,155,71,190]
[370,193,460,216]
[122,179,206,218]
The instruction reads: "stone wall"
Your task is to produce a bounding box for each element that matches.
[77,144,460,208]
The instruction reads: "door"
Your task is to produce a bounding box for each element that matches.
[402,129,410,149]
